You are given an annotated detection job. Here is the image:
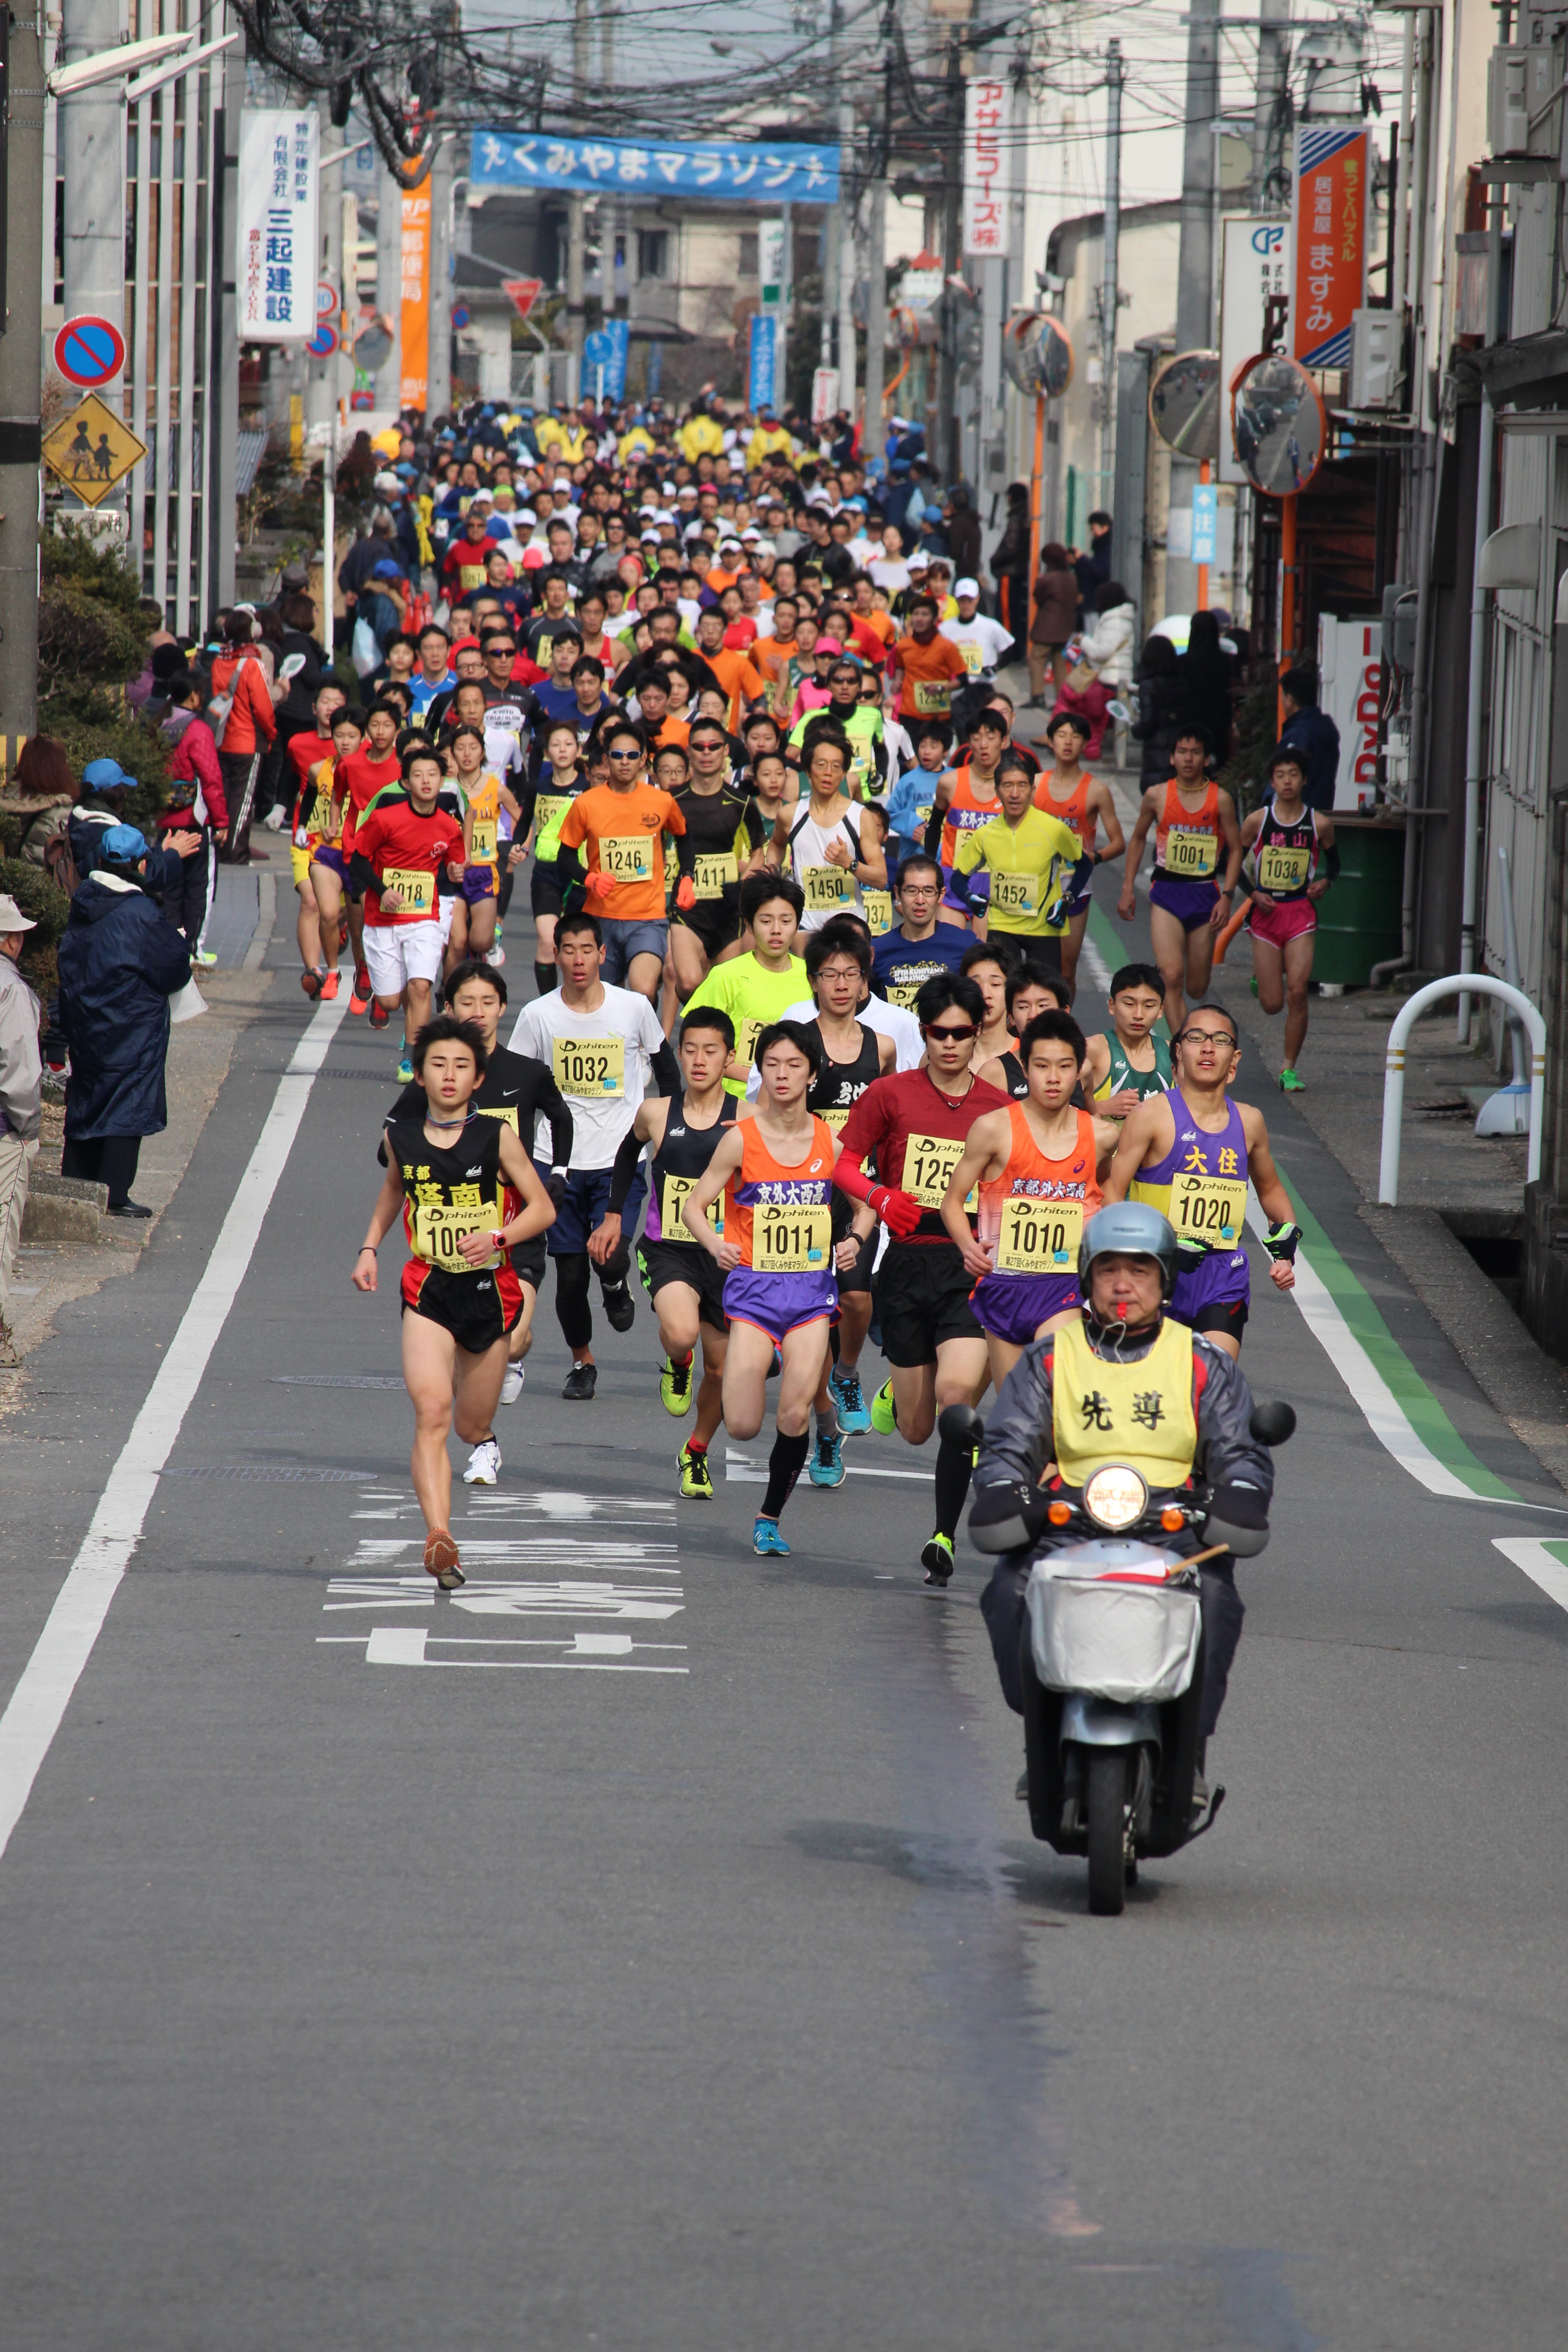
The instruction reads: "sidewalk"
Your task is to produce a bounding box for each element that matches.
[2,840,289,1408]
[1097,772,1568,1489]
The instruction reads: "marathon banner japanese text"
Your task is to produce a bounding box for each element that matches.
[471,131,840,206]
[1289,125,1367,372]
[239,110,320,342]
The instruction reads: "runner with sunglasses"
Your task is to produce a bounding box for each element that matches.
[554,717,686,1001]
[832,971,1007,1584]
[1101,1000,1298,1358]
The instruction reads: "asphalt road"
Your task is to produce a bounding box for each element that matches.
[3,884,1567,2351]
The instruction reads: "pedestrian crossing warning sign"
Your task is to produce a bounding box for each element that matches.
[42,395,147,508]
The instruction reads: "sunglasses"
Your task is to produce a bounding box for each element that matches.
[606,747,642,761]
[922,1021,979,1043]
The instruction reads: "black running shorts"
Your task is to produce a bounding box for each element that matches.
[637,1237,730,1331]
[877,1237,984,1367]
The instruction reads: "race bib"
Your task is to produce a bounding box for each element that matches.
[1164,825,1218,879]
[552,1035,626,1097]
[735,1015,764,1073]
[912,679,952,715]
[753,1202,833,1272]
[903,1132,978,1214]
[995,1194,1083,1275]
[661,1170,721,1236]
[887,982,923,1009]
[815,1104,854,1133]
[914,803,934,828]
[959,642,984,673]
[469,813,497,863]
[1168,1170,1247,1249]
[1257,843,1310,893]
[991,870,1039,921]
[533,792,572,838]
[862,888,893,936]
[600,833,654,883]
[692,852,736,901]
[412,1201,499,1270]
[476,1104,520,1132]
[381,864,436,917]
[802,863,854,913]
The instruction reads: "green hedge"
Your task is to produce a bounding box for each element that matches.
[0,857,70,998]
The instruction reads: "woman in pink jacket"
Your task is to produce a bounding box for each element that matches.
[208,608,277,861]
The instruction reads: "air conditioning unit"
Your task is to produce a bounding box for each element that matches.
[1487,41,1559,156]
[1350,310,1400,408]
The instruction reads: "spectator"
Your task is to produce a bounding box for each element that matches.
[1178,609,1237,767]
[208,608,277,862]
[1278,663,1342,812]
[338,514,400,640]
[1028,541,1079,706]
[990,481,1032,642]
[0,892,42,1365]
[1073,510,1114,610]
[157,673,228,959]
[945,485,981,584]
[1130,633,1185,793]
[69,758,137,886]
[56,824,191,1222]
[0,734,77,878]
[1052,577,1136,760]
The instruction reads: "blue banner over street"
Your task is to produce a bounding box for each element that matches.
[470,131,840,205]
[747,314,779,412]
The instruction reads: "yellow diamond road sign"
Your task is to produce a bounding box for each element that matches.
[43,395,148,509]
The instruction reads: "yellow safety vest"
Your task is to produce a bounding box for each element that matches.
[1051,1316,1198,1491]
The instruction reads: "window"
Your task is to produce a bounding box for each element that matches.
[637,230,670,281]
[739,232,758,277]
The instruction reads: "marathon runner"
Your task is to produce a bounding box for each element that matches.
[941,1008,1117,1386]
[800,926,896,1455]
[869,852,970,1009]
[443,722,518,972]
[668,715,769,1003]
[507,907,680,1397]
[948,757,1082,969]
[682,872,808,1094]
[832,972,1009,1585]
[977,962,1076,1098]
[347,742,467,1083]
[779,726,888,930]
[1030,710,1125,986]
[681,1021,856,1557]
[555,715,686,1001]
[960,938,1021,1076]
[885,591,968,729]
[522,720,590,999]
[352,1014,555,1588]
[1116,724,1243,1033]
[1102,1000,1298,1358]
[1240,744,1338,1093]
[928,706,1008,927]
[1082,960,1172,1116]
[881,722,949,876]
[603,1005,737,1498]
[293,701,359,1004]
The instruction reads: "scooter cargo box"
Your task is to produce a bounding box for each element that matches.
[1026,1569,1201,1704]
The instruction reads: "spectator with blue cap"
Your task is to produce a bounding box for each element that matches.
[56,823,191,1220]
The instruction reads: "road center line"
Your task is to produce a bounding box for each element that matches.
[0,995,348,1866]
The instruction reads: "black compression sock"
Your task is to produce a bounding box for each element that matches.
[761,1428,811,1520]
[933,1435,975,1542]
[534,960,555,998]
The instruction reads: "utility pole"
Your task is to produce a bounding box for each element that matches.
[209,38,243,611]
[1167,0,1219,611]
[427,134,454,422]
[1099,40,1124,508]
[603,5,625,322]
[375,155,404,421]
[0,0,45,757]
[863,171,887,475]
[1250,0,1292,213]
[59,0,127,525]
[565,0,590,399]
[837,83,857,429]
[937,34,963,484]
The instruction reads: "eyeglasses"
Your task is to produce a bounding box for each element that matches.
[922,1022,979,1043]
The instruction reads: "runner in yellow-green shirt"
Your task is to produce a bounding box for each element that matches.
[949,759,1084,970]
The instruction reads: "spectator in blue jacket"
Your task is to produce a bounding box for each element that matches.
[1278,664,1342,812]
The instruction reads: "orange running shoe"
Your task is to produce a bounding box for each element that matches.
[349,965,372,1014]
[321,970,340,1001]
[423,1529,465,1589]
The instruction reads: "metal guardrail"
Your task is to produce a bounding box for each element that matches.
[1378,975,1545,1204]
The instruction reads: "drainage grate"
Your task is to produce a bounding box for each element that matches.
[273,1374,406,1389]
[161,1465,377,1482]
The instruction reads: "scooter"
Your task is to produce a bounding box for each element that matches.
[943,1399,1295,1916]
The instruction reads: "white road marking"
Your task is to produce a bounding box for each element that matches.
[1491,1537,1568,1612]
[357,1627,687,1673]
[0,995,349,1865]
[1077,928,1112,991]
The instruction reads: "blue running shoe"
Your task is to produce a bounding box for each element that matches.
[808,1431,847,1487]
[752,1516,791,1556]
[829,1362,871,1434]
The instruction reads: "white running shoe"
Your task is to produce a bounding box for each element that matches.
[463,1436,502,1485]
[485,943,506,967]
[500,1362,525,1404]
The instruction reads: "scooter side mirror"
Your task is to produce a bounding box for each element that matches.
[1250,1401,1296,1447]
[938,1403,985,1450]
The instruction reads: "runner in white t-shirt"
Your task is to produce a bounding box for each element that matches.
[940,586,1015,685]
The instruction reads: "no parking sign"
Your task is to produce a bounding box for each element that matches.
[53,316,127,390]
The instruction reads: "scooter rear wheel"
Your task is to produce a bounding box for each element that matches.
[1086,1749,1128,1916]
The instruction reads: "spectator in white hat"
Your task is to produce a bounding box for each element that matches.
[0,893,41,1364]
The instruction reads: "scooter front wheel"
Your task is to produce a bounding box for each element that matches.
[1085,1749,1128,1916]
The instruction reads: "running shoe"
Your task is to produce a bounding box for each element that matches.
[300,966,324,999]
[808,1432,846,1487]
[870,1378,898,1435]
[368,999,390,1029]
[485,943,506,967]
[602,1277,635,1333]
[921,1533,954,1587]
[562,1362,597,1401]
[423,1529,465,1589]
[1279,1068,1306,1093]
[321,971,340,1001]
[753,1516,791,1556]
[350,966,372,1014]
[463,1436,501,1486]
[500,1362,525,1404]
[829,1362,871,1433]
[395,1054,415,1085]
[192,948,219,968]
[660,1354,693,1415]
[678,1442,713,1499]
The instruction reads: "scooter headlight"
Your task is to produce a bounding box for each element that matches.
[1081,1463,1149,1532]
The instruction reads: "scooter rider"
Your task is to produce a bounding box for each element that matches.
[967,1201,1274,1787]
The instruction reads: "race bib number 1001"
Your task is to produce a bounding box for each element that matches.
[552,1034,626,1098]
[1164,825,1218,879]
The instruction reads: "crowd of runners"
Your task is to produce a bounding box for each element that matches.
[333,395,1328,1590]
